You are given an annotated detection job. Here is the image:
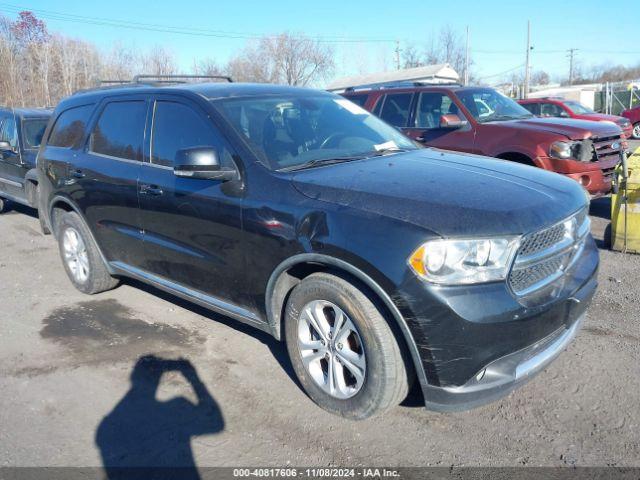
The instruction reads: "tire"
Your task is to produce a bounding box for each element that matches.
[633,122,640,140]
[0,197,5,213]
[56,211,119,294]
[284,272,409,420]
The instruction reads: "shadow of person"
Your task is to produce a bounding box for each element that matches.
[96,355,224,480]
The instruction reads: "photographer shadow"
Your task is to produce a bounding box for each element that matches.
[96,355,224,480]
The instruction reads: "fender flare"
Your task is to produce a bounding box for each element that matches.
[25,168,39,183]
[265,253,429,390]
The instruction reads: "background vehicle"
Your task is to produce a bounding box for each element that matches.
[621,105,640,139]
[518,97,633,139]
[0,107,52,213]
[38,81,597,419]
[342,84,623,196]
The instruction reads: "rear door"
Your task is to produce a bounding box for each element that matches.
[0,112,26,201]
[136,95,245,303]
[70,96,148,267]
[376,92,414,129]
[403,91,477,153]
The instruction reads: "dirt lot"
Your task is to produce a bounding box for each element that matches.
[1,162,639,469]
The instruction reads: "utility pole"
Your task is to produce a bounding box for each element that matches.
[464,26,470,85]
[567,48,578,85]
[395,40,401,70]
[524,20,531,98]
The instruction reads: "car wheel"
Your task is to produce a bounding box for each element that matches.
[56,211,119,294]
[0,197,5,213]
[633,122,640,140]
[284,272,409,420]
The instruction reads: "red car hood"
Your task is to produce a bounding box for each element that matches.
[502,117,622,140]
[573,112,626,124]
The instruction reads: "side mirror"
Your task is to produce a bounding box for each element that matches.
[173,147,237,181]
[0,140,13,151]
[439,114,465,129]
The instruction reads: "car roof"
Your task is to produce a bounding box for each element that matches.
[0,107,53,118]
[68,82,332,104]
[342,85,493,95]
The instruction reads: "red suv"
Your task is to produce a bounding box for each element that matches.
[621,104,640,139]
[343,85,623,196]
[519,97,633,139]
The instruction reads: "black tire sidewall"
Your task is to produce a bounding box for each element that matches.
[285,274,395,419]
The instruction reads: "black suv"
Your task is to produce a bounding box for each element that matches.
[0,107,52,213]
[37,82,598,419]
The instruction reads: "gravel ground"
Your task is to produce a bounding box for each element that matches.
[0,161,639,470]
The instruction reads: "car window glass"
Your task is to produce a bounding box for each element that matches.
[48,104,94,148]
[0,115,18,148]
[415,93,461,128]
[90,101,146,161]
[521,103,540,115]
[22,119,49,149]
[151,101,233,168]
[344,95,368,107]
[379,93,413,127]
[540,103,565,117]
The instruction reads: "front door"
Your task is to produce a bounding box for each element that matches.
[137,96,245,305]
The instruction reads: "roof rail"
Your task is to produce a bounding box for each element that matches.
[132,74,233,84]
[99,79,131,86]
[341,80,462,93]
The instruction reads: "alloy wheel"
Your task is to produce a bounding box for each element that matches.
[297,300,366,399]
[63,227,89,283]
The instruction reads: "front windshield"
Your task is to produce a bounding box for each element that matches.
[22,119,49,149]
[215,94,418,170]
[456,88,533,123]
[564,101,595,115]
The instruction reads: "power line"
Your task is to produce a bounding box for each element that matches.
[0,3,397,43]
[478,63,525,80]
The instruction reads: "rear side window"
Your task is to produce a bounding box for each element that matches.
[520,103,540,116]
[48,104,94,148]
[540,103,566,118]
[379,93,413,127]
[343,95,368,108]
[151,101,231,168]
[90,101,147,161]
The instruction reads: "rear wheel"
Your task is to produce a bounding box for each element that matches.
[56,211,119,294]
[284,272,409,420]
[633,122,640,140]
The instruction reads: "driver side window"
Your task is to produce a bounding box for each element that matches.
[151,101,235,168]
[415,93,461,129]
[540,103,566,118]
[0,115,18,148]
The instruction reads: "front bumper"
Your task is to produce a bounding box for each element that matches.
[539,155,619,196]
[396,236,598,412]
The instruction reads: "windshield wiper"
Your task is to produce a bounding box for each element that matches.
[279,155,367,172]
[480,114,530,123]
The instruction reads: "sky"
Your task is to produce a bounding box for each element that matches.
[0,0,637,85]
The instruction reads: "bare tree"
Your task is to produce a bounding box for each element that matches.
[227,32,334,86]
[531,70,550,86]
[401,26,473,81]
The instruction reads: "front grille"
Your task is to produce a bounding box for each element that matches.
[591,134,622,163]
[508,208,589,297]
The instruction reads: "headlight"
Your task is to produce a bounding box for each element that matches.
[408,238,520,285]
[550,141,577,159]
[550,140,592,161]
[618,119,631,128]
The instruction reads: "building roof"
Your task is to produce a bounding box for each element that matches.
[326,64,460,91]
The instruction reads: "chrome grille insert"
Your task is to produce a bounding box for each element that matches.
[509,208,590,297]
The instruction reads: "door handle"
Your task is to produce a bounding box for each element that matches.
[415,136,425,142]
[71,169,85,179]
[140,184,163,196]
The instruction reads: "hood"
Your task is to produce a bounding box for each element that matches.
[291,149,588,238]
[575,113,628,124]
[490,116,622,140]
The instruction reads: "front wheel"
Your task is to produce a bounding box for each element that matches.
[284,272,409,420]
[632,122,640,140]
